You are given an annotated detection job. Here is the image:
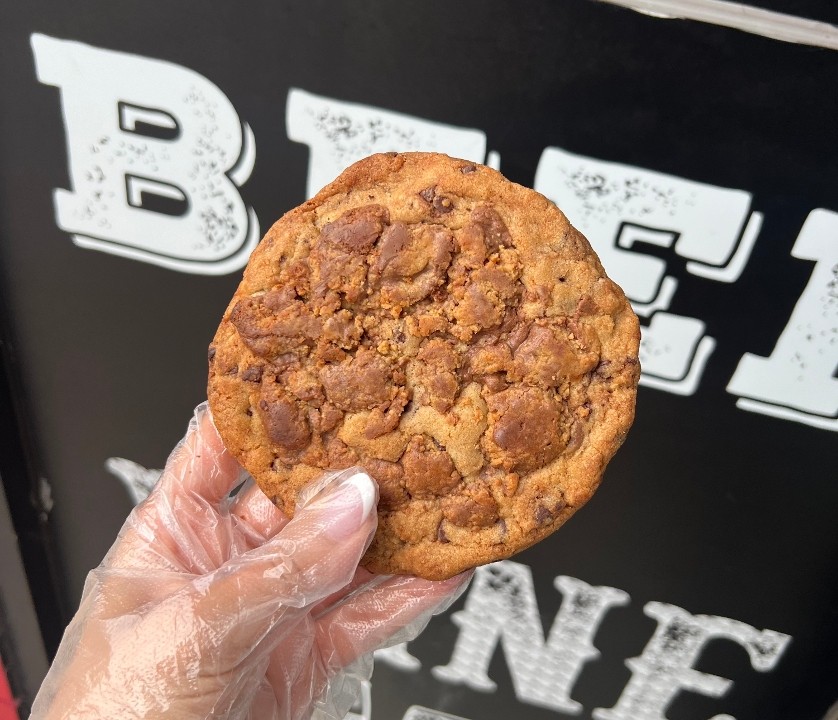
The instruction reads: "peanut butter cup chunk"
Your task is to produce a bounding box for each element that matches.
[208,152,639,580]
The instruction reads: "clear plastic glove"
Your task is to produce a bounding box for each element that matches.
[31,403,471,719]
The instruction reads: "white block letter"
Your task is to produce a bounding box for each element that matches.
[728,209,838,431]
[402,707,472,720]
[594,602,790,720]
[534,147,762,395]
[31,34,258,274]
[432,562,628,714]
[374,643,422,672]
[287,88,489,199]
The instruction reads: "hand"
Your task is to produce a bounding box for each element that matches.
[31,403,471,719]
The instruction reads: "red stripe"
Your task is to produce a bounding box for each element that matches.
[0,657,18,720]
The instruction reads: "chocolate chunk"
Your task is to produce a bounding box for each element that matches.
[506,321,531,351]
[241,365,263,383]
[576,294,598,317]
[433,194,454,214]
[263,286,297,311]
[373,222,452,284]
[364,458,408,509]
[482,372,510,393]
[257,383,310,453]
[460,164,477,174]
[437,522,450,543]
[320,349,404,413]
[418,186,454,214]
[270,353,303,375]
[487,386,566,472]
[422,225,455,281]
[310,246,369,306]
[442,485,498,528]
[320,204,389,252]
[311,205,389,306]
[316,345,348,364]
[401,435,461,498]
[372,223,454,308]
[230,293,321,359]
[566,419,585,453]
[374,222,413,278]
[470,205,512,254]
[534,496,567,526]
[207,346,216,363]
[450,205,518,284]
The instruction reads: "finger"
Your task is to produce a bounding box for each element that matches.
[315,570,473,670]
[90,406,248,605]
[263,619,319,720]
[230,478,289,545]
[310,567,377,618]
[212,470,377,608]
[155,402,243,505]
[112,405,242,572]
[190,470,378,661]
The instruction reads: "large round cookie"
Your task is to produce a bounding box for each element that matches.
[208,152,640,580]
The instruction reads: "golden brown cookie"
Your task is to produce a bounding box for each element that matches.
[208,152,640,580]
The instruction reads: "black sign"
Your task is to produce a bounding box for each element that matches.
[1,2,836,719]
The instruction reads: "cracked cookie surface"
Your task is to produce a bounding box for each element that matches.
[208,152,640,580]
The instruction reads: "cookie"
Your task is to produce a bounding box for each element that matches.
[208,152,640,580]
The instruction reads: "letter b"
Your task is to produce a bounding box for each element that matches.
[32,34,258,274]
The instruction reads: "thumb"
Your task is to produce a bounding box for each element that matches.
[196,469,379,627]
[268,468,380,605]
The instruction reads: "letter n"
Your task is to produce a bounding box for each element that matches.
[433,562,628,714]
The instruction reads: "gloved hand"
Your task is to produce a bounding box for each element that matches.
[31,403,471,719]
